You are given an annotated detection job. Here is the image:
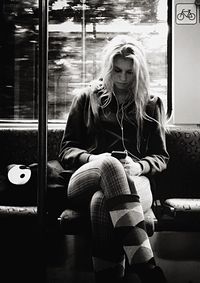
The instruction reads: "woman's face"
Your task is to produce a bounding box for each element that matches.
[112,55,134,91]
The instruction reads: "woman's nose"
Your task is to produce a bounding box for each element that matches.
[120,72,126,81]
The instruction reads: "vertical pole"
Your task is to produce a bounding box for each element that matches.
[82,0,86,84]
[167,0,172,119]
[92,21,97,79]
[38,0,48,280]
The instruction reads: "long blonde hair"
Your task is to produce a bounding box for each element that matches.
[88,35,166,151]
[98,35,152,149]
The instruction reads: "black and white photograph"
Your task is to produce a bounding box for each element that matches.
[0,0,200,282]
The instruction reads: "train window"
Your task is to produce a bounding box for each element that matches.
[0,0,39,121]
[0,0,170,122]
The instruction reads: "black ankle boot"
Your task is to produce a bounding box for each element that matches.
[125,265,167,283]
[138,265,167,283]
[123,272,141,283]
[94,267,124,283]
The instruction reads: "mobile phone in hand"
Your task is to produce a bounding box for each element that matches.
[111,151,127,159]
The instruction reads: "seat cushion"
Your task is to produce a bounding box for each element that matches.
[0,205,37,217]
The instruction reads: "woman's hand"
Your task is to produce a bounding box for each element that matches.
[88,152,111,162]
[121,156,143,176]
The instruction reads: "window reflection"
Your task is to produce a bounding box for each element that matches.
[0,0,38,120]
[0,0,168,121]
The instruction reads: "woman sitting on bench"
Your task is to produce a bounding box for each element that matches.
[59,34,169,283]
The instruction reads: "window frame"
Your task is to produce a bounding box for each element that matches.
[0,0,172,127]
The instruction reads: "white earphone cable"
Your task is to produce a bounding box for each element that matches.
[114,91,140,161]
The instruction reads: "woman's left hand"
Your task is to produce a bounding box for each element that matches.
[121,156,142,176]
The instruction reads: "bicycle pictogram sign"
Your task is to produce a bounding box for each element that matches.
[176,3,197,25]
[177,9,195,20]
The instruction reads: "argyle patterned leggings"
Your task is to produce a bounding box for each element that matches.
[67,156,153,281]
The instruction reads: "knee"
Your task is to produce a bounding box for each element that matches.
[98,156,124,174]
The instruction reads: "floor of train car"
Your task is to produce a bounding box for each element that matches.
[0,219,45,283]
[1,222,200,283]
[46,229,200,283]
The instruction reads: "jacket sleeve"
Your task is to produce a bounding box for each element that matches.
[58,92,91,170]
[140,97,169,175]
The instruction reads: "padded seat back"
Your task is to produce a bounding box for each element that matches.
[155,127,200,201]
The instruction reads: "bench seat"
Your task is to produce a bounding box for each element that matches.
[0,126,200,234]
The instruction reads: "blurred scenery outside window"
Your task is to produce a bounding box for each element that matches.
[0,0,168,121]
